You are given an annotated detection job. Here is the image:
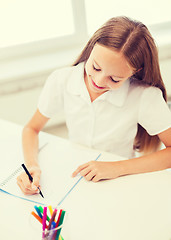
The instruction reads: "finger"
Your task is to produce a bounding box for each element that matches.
[17,178,38,195]
[79,167,91,177]
[18,172,32,190]
[92,175,100,183]
[18,172,39,192]
[32,173,41,188]
[31,183,38,190]
[20,184,37,195]
[84,170,96,181]
[72,163,89,177]
[17,176,31,193]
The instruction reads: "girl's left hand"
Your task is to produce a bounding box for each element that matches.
[72,161,123,182]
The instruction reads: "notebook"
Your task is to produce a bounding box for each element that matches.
[0,136,101,208]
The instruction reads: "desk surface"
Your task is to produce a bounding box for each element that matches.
[0,119,171,240]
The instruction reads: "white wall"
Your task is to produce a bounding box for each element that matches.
[0,73,65,129]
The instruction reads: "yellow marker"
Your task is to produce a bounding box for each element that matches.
[48,205,53,216]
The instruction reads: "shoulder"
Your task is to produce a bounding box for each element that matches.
[129,82,163,99]
[46,63,84,86]
[136,84,171,136]
[47,65,74,83]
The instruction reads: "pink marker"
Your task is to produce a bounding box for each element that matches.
[42,206,47,238]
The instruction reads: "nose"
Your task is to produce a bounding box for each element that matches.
[94,73,107,86]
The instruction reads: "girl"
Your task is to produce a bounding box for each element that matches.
[17,16,171,195]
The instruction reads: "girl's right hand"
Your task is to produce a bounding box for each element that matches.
[17,165,41,195]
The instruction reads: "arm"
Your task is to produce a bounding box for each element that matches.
[17,109,49,194]
[121,127,171,175]
[72,127,171,182]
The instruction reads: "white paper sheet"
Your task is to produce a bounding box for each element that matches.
[0,137,101,207]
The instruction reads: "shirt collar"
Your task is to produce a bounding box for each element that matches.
[99,79,130,107]
[67,62,130,107]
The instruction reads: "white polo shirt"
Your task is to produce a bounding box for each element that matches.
[38,62,171,158]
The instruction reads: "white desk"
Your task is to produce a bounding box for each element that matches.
[0,119,171,240]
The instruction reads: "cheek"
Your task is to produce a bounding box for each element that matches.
[107,81,124,90]
[85,61,93,76]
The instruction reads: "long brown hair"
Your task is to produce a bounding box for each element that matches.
[73,16,167,154]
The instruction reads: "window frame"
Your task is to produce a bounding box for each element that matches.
[0,0,88,61]
[0,0,171,87]
[1,0,171,61]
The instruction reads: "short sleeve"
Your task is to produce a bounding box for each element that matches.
[38,70,64,118]
[138,87,171,135]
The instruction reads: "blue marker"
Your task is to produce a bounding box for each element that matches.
[34,205,43,219]
[50,221,56,230]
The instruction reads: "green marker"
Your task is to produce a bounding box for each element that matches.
[55,211,66,240]
[39,206,50,222]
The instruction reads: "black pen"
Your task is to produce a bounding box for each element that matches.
[21,163,44,198]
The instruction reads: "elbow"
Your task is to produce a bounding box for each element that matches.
[22,125,39,137]
[165,146,171,169]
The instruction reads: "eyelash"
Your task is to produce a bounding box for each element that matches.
[93,65,100,71]
[92,65,120,83]
[110,78,120,83]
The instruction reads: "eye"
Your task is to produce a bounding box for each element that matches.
[93,65,101,71]
[110,77,120,83]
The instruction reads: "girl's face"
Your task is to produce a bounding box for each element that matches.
[84,43,135,100]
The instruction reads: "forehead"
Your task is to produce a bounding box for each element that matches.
[90,43,134,78]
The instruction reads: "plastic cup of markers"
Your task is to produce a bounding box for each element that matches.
[42,223,64,240]
[29,208,68,240]
[41,208,67,240]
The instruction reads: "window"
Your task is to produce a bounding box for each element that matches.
[1,0,170,86]
[0,0,89,61]
[85,0,171,36]
[1,0,170,59]
[0,0,74,48]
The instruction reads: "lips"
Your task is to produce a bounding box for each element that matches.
[91,77,105,90]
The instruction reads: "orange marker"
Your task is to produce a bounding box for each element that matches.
[31,211,48,228]
[31,211,42,224]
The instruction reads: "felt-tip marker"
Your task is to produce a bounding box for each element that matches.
[21,163,44,198]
